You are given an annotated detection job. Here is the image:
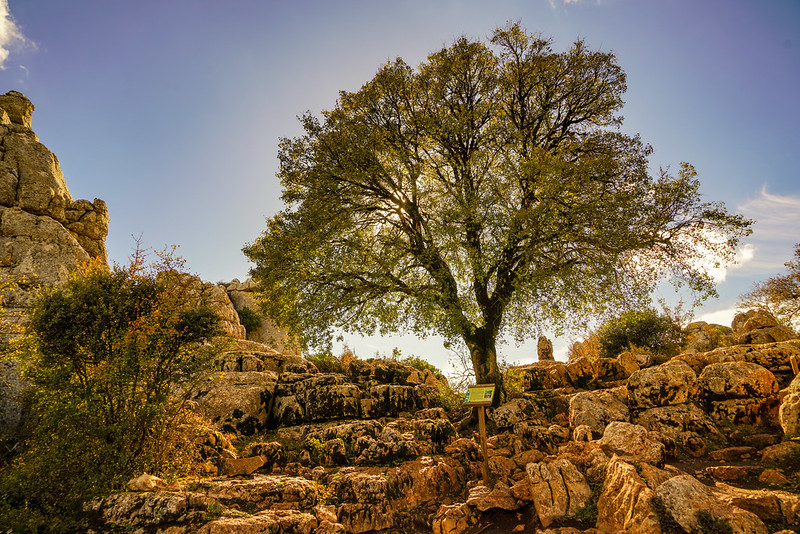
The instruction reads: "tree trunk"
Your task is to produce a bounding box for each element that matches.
[464,327,503,406]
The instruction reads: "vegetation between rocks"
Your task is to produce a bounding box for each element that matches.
[0,251,223,531]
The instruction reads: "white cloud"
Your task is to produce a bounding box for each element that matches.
[0,0,28,70]
[697,306,737,327]
[736,186,800,274]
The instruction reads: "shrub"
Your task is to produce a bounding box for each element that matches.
[237,306,263,332]
[0,252,222,531]
[306,352,345,373]
[399,354,441,375]
[598,309,685,358]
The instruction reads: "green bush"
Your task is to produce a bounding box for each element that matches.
[398,354,442,376]
[0,254,222,531]
[598,309,685,358]
[306,352,345,373]
[237,306,263,332]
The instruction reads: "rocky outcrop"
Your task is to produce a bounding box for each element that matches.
[87,311,800,533]
[193,338,445,436]
[780,374,800,438]
[0,91,109,434]
[160,272,246,339]
[697,361,780,426]
[732,309,796,345]
[0,91,109,290]
[223,278,299,354]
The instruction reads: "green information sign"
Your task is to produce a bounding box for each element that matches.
[463,384,495,406]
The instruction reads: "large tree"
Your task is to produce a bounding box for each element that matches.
[244,24,751,392]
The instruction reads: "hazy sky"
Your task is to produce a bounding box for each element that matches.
[0,0,798,369]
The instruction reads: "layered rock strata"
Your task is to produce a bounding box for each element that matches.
[0,91,109,433]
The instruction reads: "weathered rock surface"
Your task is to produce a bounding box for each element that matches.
[0,91,109,434]
[224,278,299,354]
[655,474,768,533]
[627,359,697,408]
[697,361,781,426]
[80,302,800,532]
[526,459,592,527]
[780,374,800,437]
[568,387,629,436]
[596,455,661,533]
[733,309,797,345]
[599,421,666,465]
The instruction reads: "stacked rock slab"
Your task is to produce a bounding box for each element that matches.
[0,91,109,321]
[0,91,109,433]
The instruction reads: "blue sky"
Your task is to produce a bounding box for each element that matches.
[0,0,798,370]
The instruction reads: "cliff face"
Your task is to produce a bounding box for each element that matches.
[0,91,109,308]
[0,90,109,432]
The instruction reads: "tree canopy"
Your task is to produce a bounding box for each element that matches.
[244,24,751,391]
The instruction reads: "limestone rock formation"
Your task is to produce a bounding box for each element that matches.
[160,272,246,339]
[223,278,299,354]
[537,335,554,361]
[76,288,800,533]
[733,309,797,345]
[0,91,109,434]
[596,455,661,532]
[780,374,800,437]
[0,91,109,293]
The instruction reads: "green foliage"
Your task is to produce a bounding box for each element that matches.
[502,366,526,399]
[0,252,222,531]
[598,309,686,358]
[740,243,800,331]
[398,354,440,375]
[236,306,263,332]
[376,347,444,376]
[243,22,751,389]
[304,437,325,465]
[564,503,598,527]
[306,351,345,373]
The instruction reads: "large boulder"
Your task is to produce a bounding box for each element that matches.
[568,387,630,437]
[596,455,661,533]
[697,361,780,426]
[633,402,721,442]
[194,370,278,435]
[598,421,666,466]
[655,474,768,534]
[732,309,796,345]
[684,321,735,352]
[627,360,697,409]
[780,374,800,438]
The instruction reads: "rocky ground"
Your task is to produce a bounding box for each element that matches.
[84,311,800,534]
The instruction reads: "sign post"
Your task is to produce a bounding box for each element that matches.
[463,384,495,486]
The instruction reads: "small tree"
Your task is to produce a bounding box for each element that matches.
[739,243,800,331]
[597,309,685,358]
[244,23,751,395]
[0,251,221,529]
